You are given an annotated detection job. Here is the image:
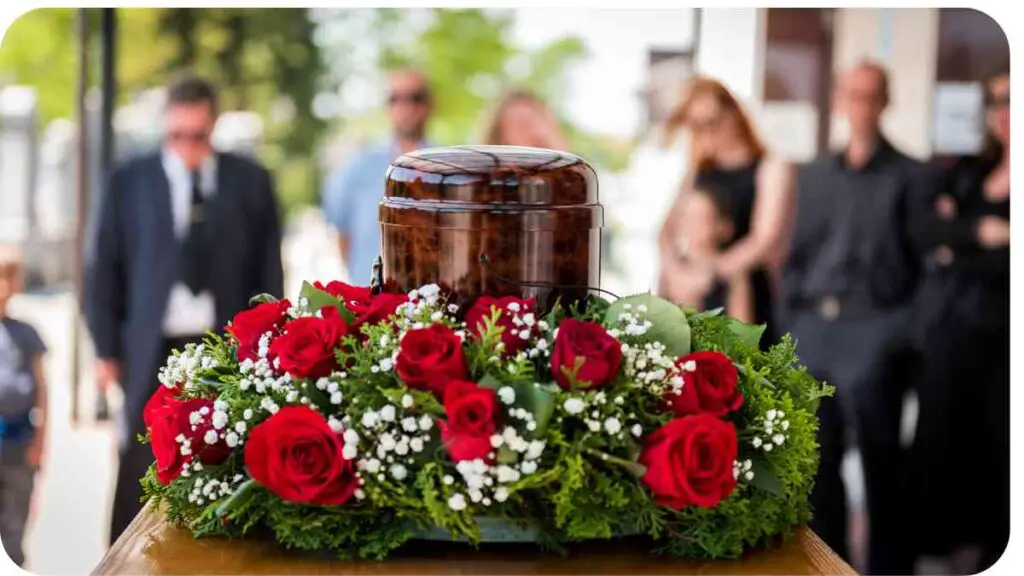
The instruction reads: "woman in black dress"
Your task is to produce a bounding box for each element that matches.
[657,76,795,348]
[907,65,1009,572]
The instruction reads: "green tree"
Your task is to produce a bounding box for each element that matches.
[1,8,330,215]
[319,8,630,171]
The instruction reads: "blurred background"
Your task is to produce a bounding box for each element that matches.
[0,7,1009,574]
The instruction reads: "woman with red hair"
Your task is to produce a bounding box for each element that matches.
[657,76,795,346]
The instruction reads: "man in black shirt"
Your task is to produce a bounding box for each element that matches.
[781,61,930,575]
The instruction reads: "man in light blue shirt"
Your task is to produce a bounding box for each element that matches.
[323,69,434,281]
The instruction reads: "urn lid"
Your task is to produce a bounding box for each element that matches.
[384,145,598,208]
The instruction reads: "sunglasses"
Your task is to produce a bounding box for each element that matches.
[388,91,429,106]
[167,130,210,144]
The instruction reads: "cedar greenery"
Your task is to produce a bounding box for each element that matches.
[141,284,831,560]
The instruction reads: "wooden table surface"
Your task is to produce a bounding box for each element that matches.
[92,509,856,575]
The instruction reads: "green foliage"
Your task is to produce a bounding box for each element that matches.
[0,8,329,216]
[605,293,691,356]
[138,286,829,560]
[350,8,631,171]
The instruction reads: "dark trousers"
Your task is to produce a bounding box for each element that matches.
[909,316,1009,567]
[0,458,35,566]
[790,309,915,575]
[109,336,203,545]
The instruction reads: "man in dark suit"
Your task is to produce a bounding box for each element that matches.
[85,74,283,543]
[779,61,930,575]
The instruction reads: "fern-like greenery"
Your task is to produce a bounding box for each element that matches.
[141,286,831,560]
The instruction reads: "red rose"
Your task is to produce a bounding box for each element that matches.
[639,414,738,509]
[550,319,622,390]
[245,406,359,505]
[465,296,537,355]
[438,380,499,462]
[269,316,347,380]
[314,280,372,304]
[143,384,181,429]
[144,391,229,484]
[227,300,292,362]
[315,281,407,331]
[148,404,187,484]
[395,324,468,397]
[665,351,742,417]
[349,292,408,329]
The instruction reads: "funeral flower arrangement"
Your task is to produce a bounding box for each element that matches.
[141,281,830,560]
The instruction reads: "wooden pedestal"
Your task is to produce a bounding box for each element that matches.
[92,509,856,575]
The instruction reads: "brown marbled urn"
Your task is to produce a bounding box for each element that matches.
[378,145,602,313]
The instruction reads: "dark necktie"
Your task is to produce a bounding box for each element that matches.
[179,170,209,294]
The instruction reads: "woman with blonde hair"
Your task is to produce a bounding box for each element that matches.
[657,76,795,346]
[481,89,570,150]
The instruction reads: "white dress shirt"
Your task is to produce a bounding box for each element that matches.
[161,150,218,337]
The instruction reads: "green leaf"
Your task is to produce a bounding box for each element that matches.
[688,307,724,320]
[519,382,556,436]
[725,317,765,349]
[478,375,503,390]
[583,295,612,319]
[215,479,256,518]
[299,281,356,323]
[749,460,784,496]
[497,445,518,464]
[249,293,280,306]
[604,294,691,357]
[194,375,226,388]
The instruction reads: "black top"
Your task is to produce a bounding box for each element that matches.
[0,316,47,420]
[782,138,930,313]
[694,159,760,244]
[695,159,776,347]
[910,155,1008,331]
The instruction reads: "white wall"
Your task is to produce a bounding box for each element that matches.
[695,8,766,106]
[513,9,695,139]
[830,8,939,159]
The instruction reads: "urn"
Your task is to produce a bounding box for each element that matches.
[378,145,602,312]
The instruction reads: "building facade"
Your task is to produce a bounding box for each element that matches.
[695,8,1009,163]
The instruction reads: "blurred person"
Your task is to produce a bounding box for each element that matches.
[482,89,570,150]
[657,76,795,346]
[780,60,930,574]
[85,74,283,544]
[0,245,48,567]
[322,69,433,281]
[906,62,1009,573]
[674,188,759,324]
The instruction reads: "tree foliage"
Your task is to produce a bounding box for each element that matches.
[1,8,329,214]
[323,8,630,170]
[1,7,631,219]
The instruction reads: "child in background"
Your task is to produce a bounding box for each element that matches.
[0,245,47,567]
[669,188,755,323]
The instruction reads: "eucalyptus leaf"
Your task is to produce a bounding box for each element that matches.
[605,293,691,357]
[299,281,356,323]
[725,317,766,349]
[215,479,255,518]
[519,382,555,437]
[478,375,503,390]
[749,460,784,496]
[688,307,724,321]
[195,376,226,389]
[249,293,280,306]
